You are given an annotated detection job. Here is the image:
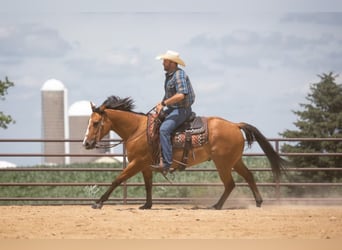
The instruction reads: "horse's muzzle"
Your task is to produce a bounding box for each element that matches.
[83,140,96,149]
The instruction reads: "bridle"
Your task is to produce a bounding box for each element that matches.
[89,112,124,149]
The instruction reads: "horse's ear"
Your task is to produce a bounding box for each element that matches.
[90,102,96,112]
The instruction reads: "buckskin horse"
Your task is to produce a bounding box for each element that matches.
[83,96,286,210]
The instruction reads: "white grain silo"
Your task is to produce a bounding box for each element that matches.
[68,100,92,163]
[68,101,109,163]
[41,79,68,165]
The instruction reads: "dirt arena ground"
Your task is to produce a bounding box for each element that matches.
[0,204,341,239]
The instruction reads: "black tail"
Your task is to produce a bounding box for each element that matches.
[239,122,287,181]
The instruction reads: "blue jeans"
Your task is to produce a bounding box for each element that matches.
[160,107,192,168]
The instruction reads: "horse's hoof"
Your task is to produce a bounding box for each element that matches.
[139,203,152,210]
[211,204,222,210]
[91,202,103,209]
[256,200,263,208]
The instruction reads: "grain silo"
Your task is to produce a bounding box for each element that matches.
[68,100,93,163]
[41,79,68,165]
[68,100,109,163]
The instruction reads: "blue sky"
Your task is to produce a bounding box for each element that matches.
[1,0,342,165]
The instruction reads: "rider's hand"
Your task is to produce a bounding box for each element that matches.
[156,103,163,114]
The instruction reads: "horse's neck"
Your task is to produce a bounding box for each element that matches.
[106,109,145,140]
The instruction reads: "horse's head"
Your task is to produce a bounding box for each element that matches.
[83,102,112,149]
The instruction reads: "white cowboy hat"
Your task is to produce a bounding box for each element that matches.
[155,50,186,67]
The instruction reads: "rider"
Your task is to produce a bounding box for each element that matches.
[151,50,196,175]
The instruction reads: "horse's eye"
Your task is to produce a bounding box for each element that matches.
[93,121,99,127]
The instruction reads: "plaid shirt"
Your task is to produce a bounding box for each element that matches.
[163,68,195,108]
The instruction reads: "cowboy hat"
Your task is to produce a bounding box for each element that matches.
[156,50,186,67]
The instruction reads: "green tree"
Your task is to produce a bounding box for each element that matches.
[280,72,342,182]
[0,77,15,129]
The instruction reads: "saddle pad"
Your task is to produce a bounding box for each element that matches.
[172,128,208,149]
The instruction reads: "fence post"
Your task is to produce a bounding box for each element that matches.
[275,139,281,203]
[122,143,128,205]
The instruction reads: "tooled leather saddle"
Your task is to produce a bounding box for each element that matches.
[147,111,208,171]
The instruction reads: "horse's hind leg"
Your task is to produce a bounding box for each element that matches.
[212,158,236,210]
[233,159,263,207]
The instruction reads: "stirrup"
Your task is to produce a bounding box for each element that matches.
[150,164,174,175]
[173,159,187,171]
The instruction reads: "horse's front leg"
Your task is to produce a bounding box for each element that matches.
[92,179,121,209]
[91,161,141,209]
[139,168,153,209]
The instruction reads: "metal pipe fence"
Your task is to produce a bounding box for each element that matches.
[0,138,341,206]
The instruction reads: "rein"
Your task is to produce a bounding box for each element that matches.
[94,105,157,149]
[95,140,124,149]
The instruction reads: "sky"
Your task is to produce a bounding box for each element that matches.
[1,0,342,166]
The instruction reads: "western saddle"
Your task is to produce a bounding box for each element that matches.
[147,111,208,171]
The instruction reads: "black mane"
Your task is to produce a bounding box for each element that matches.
[97,96,145,115]
[102,96,135,111]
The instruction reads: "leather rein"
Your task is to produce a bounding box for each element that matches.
[94,106,156,149]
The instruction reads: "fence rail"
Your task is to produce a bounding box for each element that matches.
[0,138,341,206]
